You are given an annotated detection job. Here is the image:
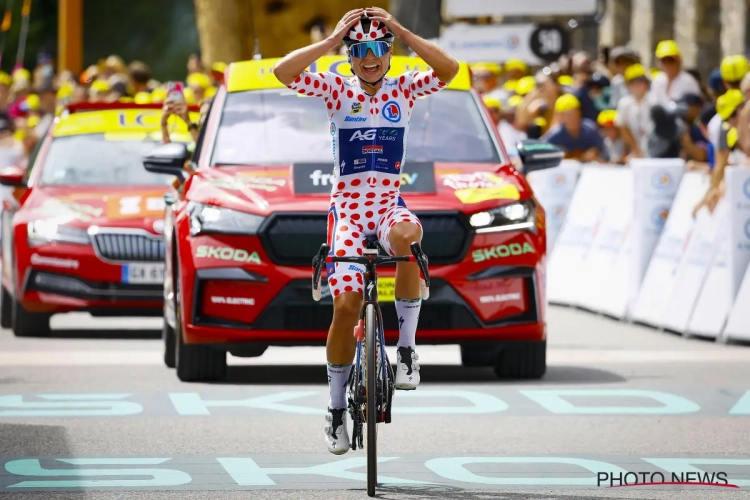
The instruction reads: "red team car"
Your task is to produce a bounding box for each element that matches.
[0,103,198,337]
[142,56,563,382]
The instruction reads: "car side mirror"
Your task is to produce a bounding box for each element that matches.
[143,142,190,182]
[516,139,564,174]
[0,165,26,187]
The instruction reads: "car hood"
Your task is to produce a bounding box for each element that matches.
[19,185,170,231]
[189,162,531,215]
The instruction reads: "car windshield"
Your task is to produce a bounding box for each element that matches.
[38,133,177,186]
[210,88,504,166]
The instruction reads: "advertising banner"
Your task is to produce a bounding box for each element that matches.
[661,199,727,334]
[721,167,750,341]
[526,160,581,252]
[724,265,750,340]
[547,165,610,305]
[443,0,599,17]
[630,172,708,326]
[574,167,632,315]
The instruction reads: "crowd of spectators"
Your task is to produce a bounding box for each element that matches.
[471,39,750,214]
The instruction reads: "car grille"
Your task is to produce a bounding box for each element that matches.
[93,232,165,262]
[260,212,470,266]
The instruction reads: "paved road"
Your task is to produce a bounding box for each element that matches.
[1,306,749,499]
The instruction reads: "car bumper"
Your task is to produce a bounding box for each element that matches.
[182,271,544,345]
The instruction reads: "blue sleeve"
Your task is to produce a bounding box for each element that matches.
[707,141,715,169]
[575,87,599,122]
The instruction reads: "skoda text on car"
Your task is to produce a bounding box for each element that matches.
[0,102,199,337]
[144,56,563,382]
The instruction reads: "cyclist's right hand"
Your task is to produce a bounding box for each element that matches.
[328,8,364,43]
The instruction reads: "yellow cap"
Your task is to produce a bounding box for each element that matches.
[118,96,134,103]
[470,62,502,75]
[728,127,739,148]
[655,40,680,59]
[516,75,536,96]
[721,55,749,83]
[482,95,501,109]
[502,79,517,92]
[0,71,11,87]
[717,88,744,120]
[12,67,30,82]
[134,91,152,104]
[183,87,197,105]
[624,63,648,82]
[211,62,227,74]
[508,95,524,108]
[205,85,217,98]
[533,116,547,129]
[597,109,617,127]
[187,72,211,89]
[504,59,528,73]
[557,75,574,86]
[651,68,661,78]
[57,82,74,100]
[13,130,24,141]
[27,115,39,128]
[555,93,580,113]
[25,94,40,111]
[90,80,110,93]
[150,88,167,103]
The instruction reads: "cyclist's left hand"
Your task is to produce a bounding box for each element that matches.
[365,7,406,37]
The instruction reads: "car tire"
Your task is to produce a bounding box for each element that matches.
[11,299,51,337]
[173,264,226,382]
[0,286,12,329]
[163,320,176,368]
[493,341,546,379]
[460,343,500,367]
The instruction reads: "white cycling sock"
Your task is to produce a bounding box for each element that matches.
[395,297,421,348]
[327,362,352,409]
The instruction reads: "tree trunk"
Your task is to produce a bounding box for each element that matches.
[193,0,246,66]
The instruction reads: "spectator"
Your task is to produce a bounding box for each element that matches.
[608,46,639,107]
[34,81,56,136]
[597,110,626,163]
[542,94,604,161]
[88,80,110,102]
[615,63,651,158]
[470,62,501,95]
[570,51,599,122]
[0,71,11,112]
[127,61,153,96]
[210,62,227,86]
[645,103,684,159]
[483,94,527,163]
[650,40,702,106]
[675,93,708,162]
[706,55,748,163]
[588,72,611,112]
[0,112,23,167]
[504,59,528,82]
[101,55,126,79]
[517,69,563,136]
[187,54,203,75]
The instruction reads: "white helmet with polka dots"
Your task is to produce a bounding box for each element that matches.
[342,13,395,47]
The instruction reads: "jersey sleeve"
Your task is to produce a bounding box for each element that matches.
[287,71,337,100]
[398,70,448,99]
[718,123,731,152]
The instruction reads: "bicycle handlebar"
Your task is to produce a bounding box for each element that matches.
[311,241,431,301]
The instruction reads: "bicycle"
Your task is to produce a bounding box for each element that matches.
[312,235,430,497]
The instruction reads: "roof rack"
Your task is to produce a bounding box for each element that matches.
[64,102,201,114]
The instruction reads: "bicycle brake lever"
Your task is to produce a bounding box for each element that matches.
[410,242,430,288]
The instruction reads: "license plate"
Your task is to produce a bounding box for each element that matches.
[121,263,165,284]
[377,277,396,303]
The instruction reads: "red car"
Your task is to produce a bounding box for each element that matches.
[0,103,198,337]
[143,56,563,382]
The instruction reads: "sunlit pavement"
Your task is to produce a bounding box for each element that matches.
[1,306,750,499]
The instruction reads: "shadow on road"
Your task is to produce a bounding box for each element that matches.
[374,485,654,499]
[41,329,161,340]
[217,364,625,385]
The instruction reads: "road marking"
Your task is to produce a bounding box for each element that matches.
[1,347,750,366]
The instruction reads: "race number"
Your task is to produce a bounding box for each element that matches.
[529,24,569,61]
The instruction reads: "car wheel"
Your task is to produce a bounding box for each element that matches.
[11,299,51,337]
[173,265,226,382]
[0,286,12,329]
[163,320,176,368]
[493,341,546,379]
[460,343,500,367]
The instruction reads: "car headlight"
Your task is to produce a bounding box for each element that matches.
[187,202,264,236]
[27,220,91,247]
[469,199,536,234]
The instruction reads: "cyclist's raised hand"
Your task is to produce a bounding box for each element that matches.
[365,7,406,38]
[329,9,365,43]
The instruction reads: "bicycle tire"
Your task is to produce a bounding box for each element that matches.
[365,302,377,497]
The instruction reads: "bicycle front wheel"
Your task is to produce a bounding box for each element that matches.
[365,302,378,497]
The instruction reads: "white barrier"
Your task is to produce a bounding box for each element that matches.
[629,172,709,327]
[546,165,612,305]
[526,161,582,251]
[722,167,750,341]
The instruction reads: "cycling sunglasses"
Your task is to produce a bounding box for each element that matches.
[348,41,391,59]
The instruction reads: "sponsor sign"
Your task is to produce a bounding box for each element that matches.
[30,254,80,269]
[526,160,581,251]
[479,293,521,303]
[209,175,287,193]
[292,162,436,194]
[377,277,396,302]
[444,0,598,17]
[195,245,262,264]
[210,296,255,306]
[472,242,535,262]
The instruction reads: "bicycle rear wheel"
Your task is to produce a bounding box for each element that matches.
[365,303,377,497]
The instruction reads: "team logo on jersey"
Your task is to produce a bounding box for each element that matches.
[345,116,367,122]
[363,145,383,154]
[350,129,377,141]
[330,123,336,135]
[382,101,401,123]
[351,102,362,114]
[354,158,366,165]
